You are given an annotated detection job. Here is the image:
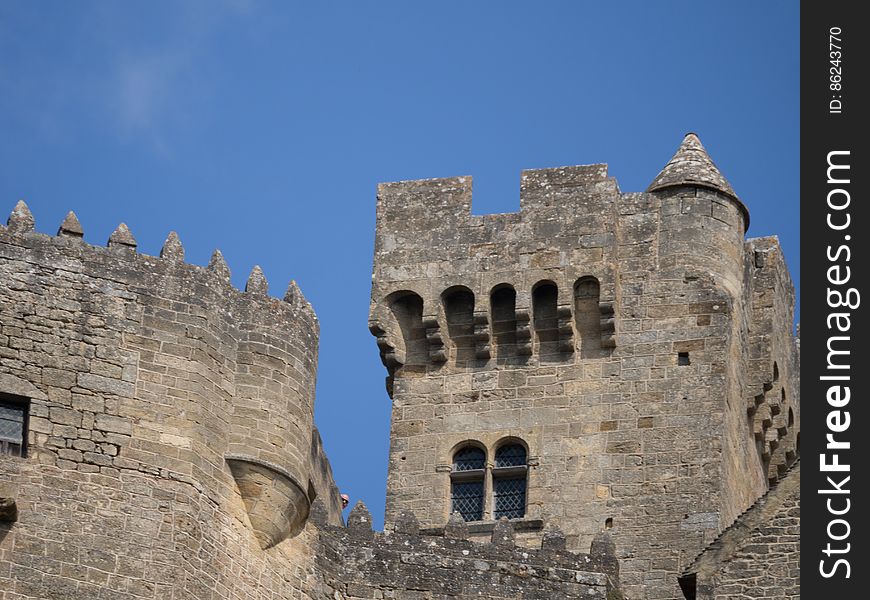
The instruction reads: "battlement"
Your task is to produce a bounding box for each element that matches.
[373,135,746,273]
[376,162,616,222]
[0,201,337,550]
[314,501,622,599]
[374,165,621,257]
[1,201,318,330]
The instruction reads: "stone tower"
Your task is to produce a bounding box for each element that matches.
[0,213,345,598]
[369,134,800,600]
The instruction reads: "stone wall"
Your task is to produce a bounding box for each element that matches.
[719,236,800,527]
[368,136,800,599]
[679,462,800,599]
[315,503,621,599]
[0,206,340,599]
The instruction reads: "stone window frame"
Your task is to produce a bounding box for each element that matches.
[447,437,530,523]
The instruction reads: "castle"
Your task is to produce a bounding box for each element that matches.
[0,134,799,599]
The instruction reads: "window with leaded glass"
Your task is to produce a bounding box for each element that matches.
[450,445,486,521]
[494,443,526,468]
[493,442,527,519]
[453,446,486,471]
[451,480,484,522]
[0,395,29,458]
[493,477,526,519]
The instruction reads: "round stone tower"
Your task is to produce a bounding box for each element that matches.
[647,133,750,299]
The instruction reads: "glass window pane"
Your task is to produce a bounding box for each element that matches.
[495,444,526,468]
[493,476,526,519]
[0,418,23,441]
[453,446,486,471]
[0,404,24,422]
[451,480,484,521]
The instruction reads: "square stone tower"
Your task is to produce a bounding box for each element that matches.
[368,134,799,600]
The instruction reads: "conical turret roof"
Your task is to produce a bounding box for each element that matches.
[648,133,735,196]
[648,133,748,228]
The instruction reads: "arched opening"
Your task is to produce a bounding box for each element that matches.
[387,292,427,366]
[772,362,779,382]
[492,441,528,520]
[442,286,476,366]
[788,407,794,428]
[574,276,602,358]
[533,281,559,357]
[450,444,486,522]
[491,285,517,362]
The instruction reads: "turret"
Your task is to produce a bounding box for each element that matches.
[0,207,327,552]
[647,133,749,298]
[647,133,747,228]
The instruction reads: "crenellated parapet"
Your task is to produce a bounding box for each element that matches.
[0,202,335,550]
[314,501,622,600]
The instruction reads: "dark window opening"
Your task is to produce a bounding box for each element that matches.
[678,352,690,366]
[453,446,486,471]
[495,443,526,468]
[0,394,29,458]
[451,480,484,522]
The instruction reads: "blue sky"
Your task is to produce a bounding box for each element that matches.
[0,1,799,528]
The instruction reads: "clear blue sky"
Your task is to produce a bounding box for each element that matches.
[0,1,798,529]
